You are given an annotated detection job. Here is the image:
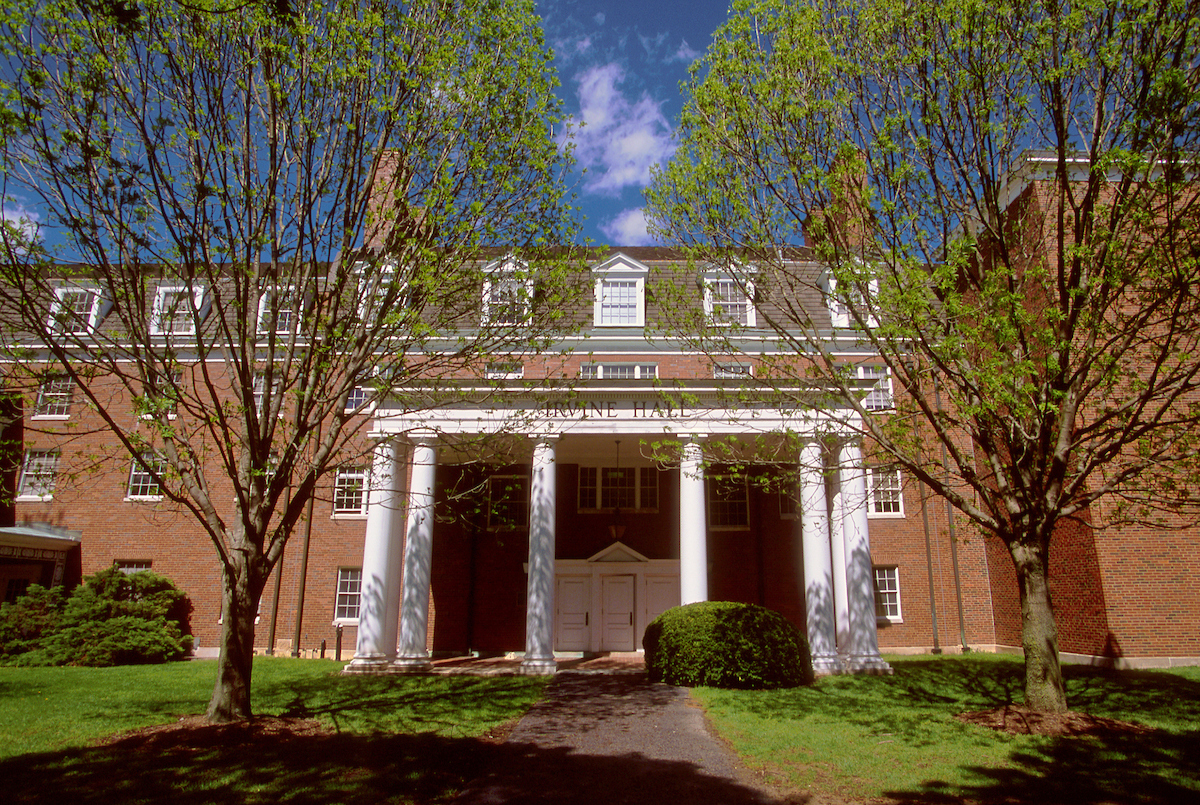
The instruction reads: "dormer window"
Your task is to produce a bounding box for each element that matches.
[49,286,107,334]
[258,286,302,334]
[482,259,532,326]
[703,275,756,327]
[592,255,649,327]
[822,271,878,329]
[152,284,208,335]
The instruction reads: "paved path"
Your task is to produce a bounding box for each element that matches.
[454,672,778,804]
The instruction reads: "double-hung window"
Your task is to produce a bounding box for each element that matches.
[708,475,750,528]
[578,466,658,511]
[34,375,73,418]
[18,449,59,499]
[258,286,301,335]
[592,255,648,327]
[859,365,893,410]
[127,452,168,499]
[873,566,902,622]
[579,363,657,380]
[867,466,904,516]
[334,568,363,621]
[152,284,207,335]
[704,275,756,327]
[487,475,529,530]
[333,467,368,515]
[482,260,532,326]
[49,286,106,334]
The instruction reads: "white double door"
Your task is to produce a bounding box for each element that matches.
[555,571,679,652]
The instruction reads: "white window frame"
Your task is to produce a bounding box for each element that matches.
[859,365,893,411]
[33,374,74,419]
[577,465,659,512]
[126,452,167,500]
[115,560,152,575]
[17,449,59,500]
[334,567,362,623]
[703,275,756,327]
[579,362,657,380]
[332,467,369,516]
[485,361,524,380]
[714,362,753,379]
[482,259,533,327]
[344,386,372,412]
[151,284,208,335]
[708,475,750,530]
[591,254,649,327]
[257,286,302,335]
[873,565,903,623]
[822,272,879,329]
[867,466,905,517]
[49,285,107,335]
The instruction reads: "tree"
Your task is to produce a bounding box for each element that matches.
[0,0,579,721]
[647,0,1200,712]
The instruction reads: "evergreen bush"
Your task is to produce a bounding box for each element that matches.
[0,567,193,666]
[643,601,814,689]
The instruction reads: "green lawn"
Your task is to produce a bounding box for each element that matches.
[0,657,547,804]
[696,654,1200,804]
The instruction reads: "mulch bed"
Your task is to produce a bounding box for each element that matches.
[955,706,1154,738]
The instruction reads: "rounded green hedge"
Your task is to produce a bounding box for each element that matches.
[643,601,814,689]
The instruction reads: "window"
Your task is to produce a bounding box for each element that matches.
[779,484,800,519]
[140,370,183,419]
[868,466,904,516]
[859,365,893,410]
[127,452,167,499]
[705,278,755,326]
[115,560,152,575]
[823,274,878,329]
[708,475,749,528]
[335,568,362,621]
[595,278,645,326]
[579,363,657,380]
[152,284,207,335]
[18,449,59,499]
[580,466,659,511]
[487,475,528,530]
[714,362,753,379]
[482,263,532,326]
[486,362,524,380]
[873,566,902,622]
[345,386,371,412]
[34,375,73,418]
[333,467,368,515]
[258,286,301,334]
[49,286,105,334]
[252,373,281,417]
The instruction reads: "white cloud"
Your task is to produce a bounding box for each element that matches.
[600,208,654,246]
[638,31,669,58]
[561,63,676,196]
[1,205,40,249]
[593,11,605,25]
[668,39,701,64]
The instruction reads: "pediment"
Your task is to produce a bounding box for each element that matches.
[586,541,650,563]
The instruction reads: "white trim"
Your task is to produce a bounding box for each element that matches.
[867,467,905,518]
[703,275,757,327]
[257,285,302,334]
[592,256,649,327]
[49,285,108,334]
[151,284,208,335]
[873,565,903,623]
[482,257,533,326]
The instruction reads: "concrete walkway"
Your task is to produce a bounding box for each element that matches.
[453,671,778,804]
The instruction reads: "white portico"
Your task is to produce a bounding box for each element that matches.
[345,385,891,675]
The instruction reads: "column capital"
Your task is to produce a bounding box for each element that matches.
[528,433,561,447]
[405,428,439,447]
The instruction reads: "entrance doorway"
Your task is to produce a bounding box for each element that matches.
[600,574,636,650]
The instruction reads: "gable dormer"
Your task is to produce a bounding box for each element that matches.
[592,253,650,328]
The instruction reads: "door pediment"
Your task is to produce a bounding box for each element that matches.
[587,541,650,564]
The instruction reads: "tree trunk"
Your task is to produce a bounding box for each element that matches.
[1010,540,1068,713]
[206,560,259,723]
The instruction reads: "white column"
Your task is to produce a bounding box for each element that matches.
[829,459,851,653]
[801,440,841,673]
[839,440,892,673]
[347,439,404,671]
[522,435,558,674]
[394,433,437,671]
[679,437,708,605]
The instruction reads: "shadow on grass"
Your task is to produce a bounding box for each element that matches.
[886,727,1200,804]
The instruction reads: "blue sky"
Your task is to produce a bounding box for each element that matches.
[1,2,735,251]
[535,1,734,246]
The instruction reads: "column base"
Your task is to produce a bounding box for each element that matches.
[519,657,558,675]
[343,654,395,673]
[811,652,844,675]
[393,655,433,673]
[839,654,894,675]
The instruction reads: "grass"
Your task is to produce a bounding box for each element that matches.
[0,657,548,803]
[696,654,1200,804]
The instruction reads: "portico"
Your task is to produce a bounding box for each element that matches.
[345,386,890,675]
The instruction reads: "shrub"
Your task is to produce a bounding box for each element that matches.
[0,584,66,664]
[0,567,193,666]
[643,601,814,689]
